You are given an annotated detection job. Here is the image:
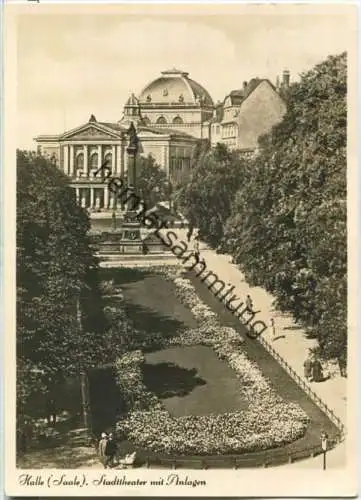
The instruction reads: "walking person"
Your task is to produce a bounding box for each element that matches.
[104,432,118,469]
[303,354,314,382]
[193,235,200,260]
[337,353,347,377]
[98,432,108,468]
[186,224,194,243]
[270,318,276,341]
[312,357,324,382]
[245,294,253,313]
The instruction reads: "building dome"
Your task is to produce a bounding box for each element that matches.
[138,68,214,107]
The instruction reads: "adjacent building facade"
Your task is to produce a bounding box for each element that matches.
[34,68,289,212]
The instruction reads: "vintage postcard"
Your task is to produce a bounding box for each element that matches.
[3,1,359,497]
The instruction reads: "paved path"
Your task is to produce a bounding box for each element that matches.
[163,228,347,426]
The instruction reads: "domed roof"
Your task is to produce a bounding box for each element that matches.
[138,68,214,107]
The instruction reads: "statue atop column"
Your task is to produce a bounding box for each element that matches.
[126,122,139,153]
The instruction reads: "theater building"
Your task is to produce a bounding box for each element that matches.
[34,68,288,211]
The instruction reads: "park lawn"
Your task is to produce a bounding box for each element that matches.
[144,345,249,417]
[18,265,339,467]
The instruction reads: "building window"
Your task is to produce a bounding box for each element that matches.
[104,153,112,170]
[90,153,98,170]
[76,153,84,171]
[173,116,184,125]
[156,116,167,125]
[143,116,151,126]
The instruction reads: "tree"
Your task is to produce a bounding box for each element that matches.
[135,154,171,209]
[176,143,248,248]
[16,151,124,436]
[223,52,347,361]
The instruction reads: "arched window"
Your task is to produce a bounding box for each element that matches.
[173,116,184,125]
[90,153,98,170]
[104,153,112,169]
[156,116,167,125]
[76,153,84,171]
[143,116,151,126]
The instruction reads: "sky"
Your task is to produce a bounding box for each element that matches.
[16,5,354,149]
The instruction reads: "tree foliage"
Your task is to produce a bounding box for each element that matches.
[135,154,171,209]
[180,53,347,362]
[224,53,347,361]
[16,151,123,424]
[176,143,248,248]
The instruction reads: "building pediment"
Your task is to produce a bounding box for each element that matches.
[61,123,121,141]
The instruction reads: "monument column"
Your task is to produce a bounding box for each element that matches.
[127,146,136,189]
[112,193,117,210]
[124,122,139,214]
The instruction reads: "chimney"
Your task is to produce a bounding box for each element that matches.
[282,69,290,88]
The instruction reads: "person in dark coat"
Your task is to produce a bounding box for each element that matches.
[338,353,347,377]
[303,356,313,381]
[312,358,324,382]
[104,433,117,468]
[186,224,194,243]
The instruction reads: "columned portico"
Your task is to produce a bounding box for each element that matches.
[35,114,197,215]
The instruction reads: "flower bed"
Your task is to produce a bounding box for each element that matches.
[115,265,309,455]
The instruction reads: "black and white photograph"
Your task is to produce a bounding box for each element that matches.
[3,2,358,497]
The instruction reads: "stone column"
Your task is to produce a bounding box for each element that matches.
[69,145,74,177]
[83,145,88,177]
[104,186,109,209]
[90,187,94,208]
[163,144,169,178]
[81,190,86,208]
[116,145,122,176]
[97,145,102,169]
[63,145,69,176]
[112,145,116,175]
[95,189,101,210]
